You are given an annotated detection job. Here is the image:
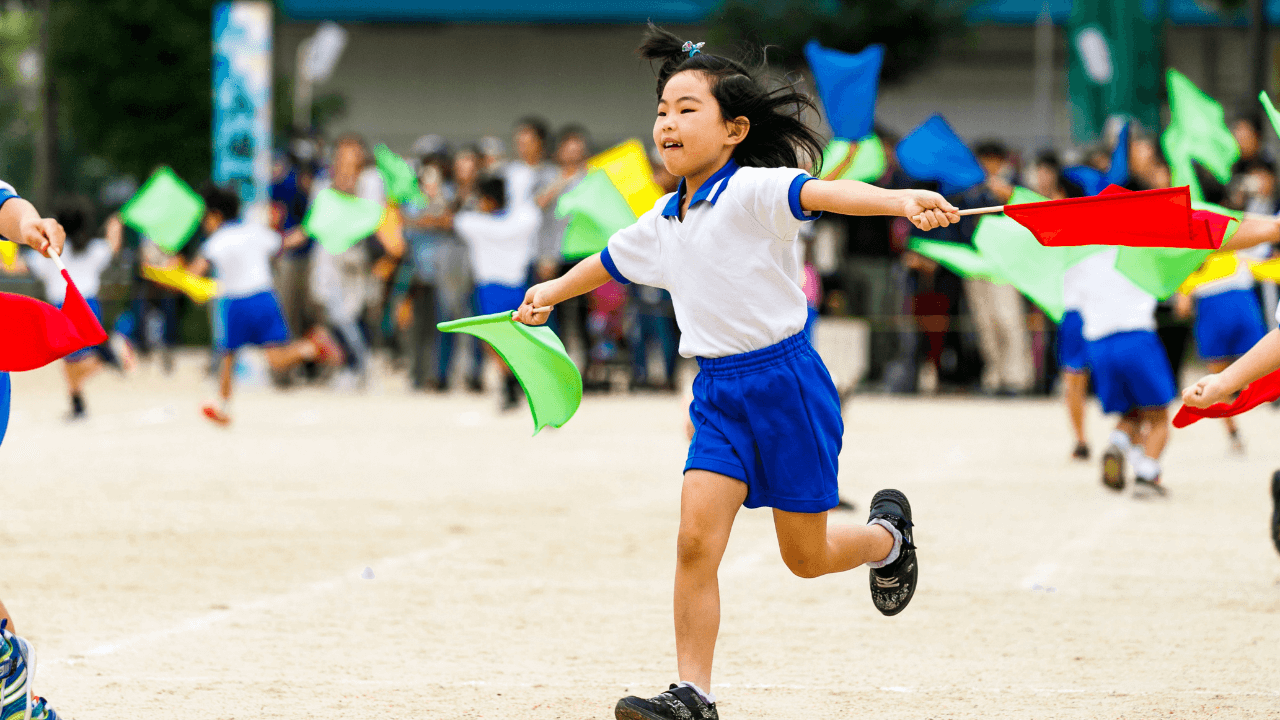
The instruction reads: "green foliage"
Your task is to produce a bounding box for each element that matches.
[0,9,38,193]
[709,0,972,84]
[48,0,217,184]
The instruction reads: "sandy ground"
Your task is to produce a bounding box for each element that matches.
[2,352,1279,719]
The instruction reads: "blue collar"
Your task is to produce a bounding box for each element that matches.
[662,159,740,218]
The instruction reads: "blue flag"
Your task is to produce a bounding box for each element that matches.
[1063,121,1132,196]
[804,40,884,142]
[895,115,985,196]
[0,372,9,449]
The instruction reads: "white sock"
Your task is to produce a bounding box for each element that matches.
[866,518,903,569]
[1133,453,1161,481]
[676,681,715,704]
[1109,430,1133,453]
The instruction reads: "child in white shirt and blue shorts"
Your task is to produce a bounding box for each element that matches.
[513,24,960,720]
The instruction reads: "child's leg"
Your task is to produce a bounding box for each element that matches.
[263,339,319,373]
[1138,407,1170,462]
[675,470,747,692]
[63,356,101,395]
[773,508,893,578]
[1062,370,1089,448]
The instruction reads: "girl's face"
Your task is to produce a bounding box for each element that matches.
[653,70,747,180]
[454,153,479,186]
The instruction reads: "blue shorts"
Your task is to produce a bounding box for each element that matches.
[1086,330,1177,415]
[1058,310,1088,372]
[1194,288,1266,361]
[686,332,842,513]
[0,371,10,449]
[216,290,290,353]
[803,306,819,344]
[475,283,526,315]
[63,298,104,363]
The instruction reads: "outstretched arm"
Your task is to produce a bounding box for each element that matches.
[799,179,960,231]
[513,253,612,325]
[0,196,65,257]
[1183,329,1280,407]
[1220,217,1280,252]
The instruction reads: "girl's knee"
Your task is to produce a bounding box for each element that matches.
[779,545,824,578]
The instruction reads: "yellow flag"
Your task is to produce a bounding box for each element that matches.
[141,265,218,304]
[1250,257,1280,283]
[0,240,16,269]
[587,139,664,217]
[1177,253,1239,295]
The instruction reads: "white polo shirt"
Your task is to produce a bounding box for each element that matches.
[455,204,540,287]
[200,221,282,299]
[1074,248,1158,341]
[601,159,819,358]
[25,238,113,304]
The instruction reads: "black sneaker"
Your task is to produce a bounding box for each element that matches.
[1133,475,1167,497]
[1101,444,1125,492]
[1071,442,1090,461]
[867,489,917,616]
[616,684,718,720]
[1270,470,1280,556]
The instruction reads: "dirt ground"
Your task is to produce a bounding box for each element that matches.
[2,353,1278,719]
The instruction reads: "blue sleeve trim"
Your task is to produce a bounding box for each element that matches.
[788,174,822,221]
[599,246,632,285]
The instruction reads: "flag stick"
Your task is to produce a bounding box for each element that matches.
[957,206,1005,217]
[48,247,67,273]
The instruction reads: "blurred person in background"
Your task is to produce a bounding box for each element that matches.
[957,142,1033,396]
[271,147,320,386]
[309,133,385,385]
[14,200,131,420]
[437,144,488,392]
[479,135,506,174]
[189,184,342,425]
[400,141,455,391]
[535,126,594,364]
[1230,115,1270,179]
[1228,157,1280,329]
[629,146,681,392]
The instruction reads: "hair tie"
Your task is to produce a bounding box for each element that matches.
[682,41,705,58]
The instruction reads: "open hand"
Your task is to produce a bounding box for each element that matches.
[904,190,960,232]
[19,216,65,258]
[1182,373,1231,408]
[512,283,554,325]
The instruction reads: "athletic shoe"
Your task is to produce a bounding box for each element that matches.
[201,403,231,427]
[1229,431,1246,456]
[615,684,718,720]
[1133,475,1167,497]
[26,697,60,720]
[1270,470,1280,556]
[1101,444,1125,492]
[1,620,35,720]
[1071,443,1090,461]
[305,328,346,367]
[867,489,918,616]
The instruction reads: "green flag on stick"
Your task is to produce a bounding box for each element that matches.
[303,187,386,255]
[555,170,637,260]
[118,167,205,254]
[908,238,1006,282]
[1163,69,1239,198]
[819,136,887,183]
[972,215,1069,323]
[1112,201,1241,300]
[373,144,424,205]
[1259,91,1280,139]
[437,312,583,435]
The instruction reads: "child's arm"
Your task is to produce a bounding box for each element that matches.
[512,253,612,326]
[0,196,65,257]
[1220,217,1280,252]
[799,180,960,231]
[1182,329,1280,407]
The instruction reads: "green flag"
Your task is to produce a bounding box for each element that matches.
[971,215,1069,322]
[1163,70,1239,195]
[555,170,637,260]
[373,144,424,205]
[437,312,583,435]
[303,188,385,255]
[819,136,887,183]
[118,167,205,254]
[1112,199,1242,299]
[908,238,1005,282]
[1259,91,1280,140]
[1067,0,1161,142]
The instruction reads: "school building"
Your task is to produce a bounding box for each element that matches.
[276,0,1280,157]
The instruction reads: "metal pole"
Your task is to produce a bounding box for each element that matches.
[293,39,312,134]
[1249,0,1269,105]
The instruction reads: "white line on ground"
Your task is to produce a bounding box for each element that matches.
[1019,502,1131,590]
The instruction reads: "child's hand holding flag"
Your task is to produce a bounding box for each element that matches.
[1,196,65,258]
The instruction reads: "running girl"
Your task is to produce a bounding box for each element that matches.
[513,25,958,720]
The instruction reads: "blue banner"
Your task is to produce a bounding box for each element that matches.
[213,2,272,219]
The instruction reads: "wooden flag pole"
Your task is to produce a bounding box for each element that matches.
[48,246,67,273]
[957,206,1006,217]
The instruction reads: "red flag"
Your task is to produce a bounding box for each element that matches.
[1003,186,1215,249]
[1173,368,1280,428]
[0,270,108,371]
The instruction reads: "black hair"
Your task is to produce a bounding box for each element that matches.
[638,23,824,172]
[1034,149,1062,170]
[477,175,506,210]
[515,116,550,145]
[54,196,94,253]
[974,141,1009,160]
[1193,161,1228,205]
[200,182,241,222]
[1245,157,1277,175]
[556,124,592,149]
